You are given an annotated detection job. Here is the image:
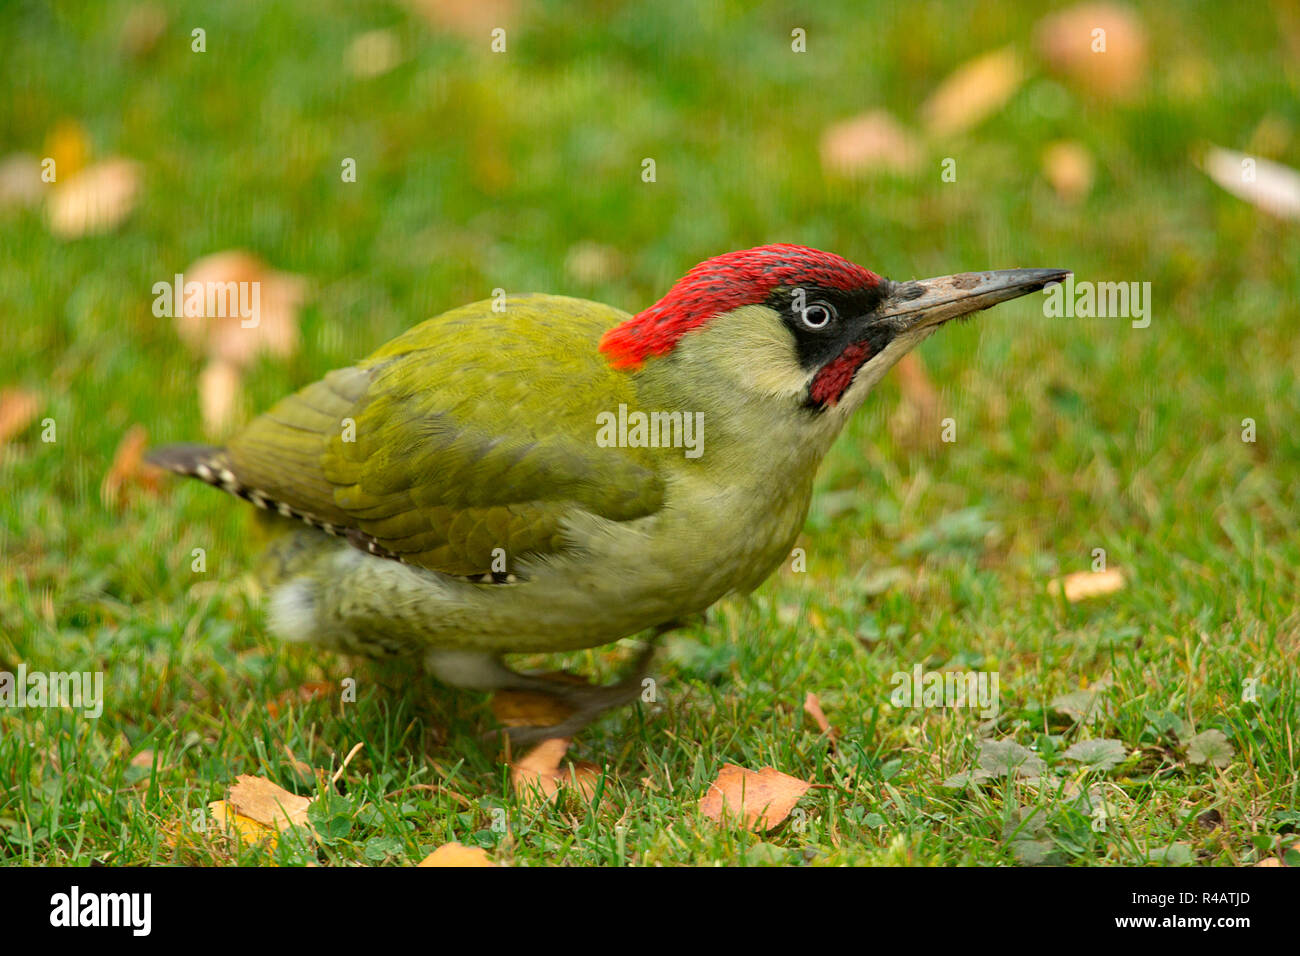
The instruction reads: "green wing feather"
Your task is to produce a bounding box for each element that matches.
[224,294,665,575]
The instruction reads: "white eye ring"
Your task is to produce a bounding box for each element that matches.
[800,302,834,330]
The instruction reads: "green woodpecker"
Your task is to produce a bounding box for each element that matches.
[151,245,1066,740]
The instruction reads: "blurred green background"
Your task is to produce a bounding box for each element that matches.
[0,0,1297,866]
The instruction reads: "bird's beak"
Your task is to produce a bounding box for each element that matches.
[878,268,1071,334]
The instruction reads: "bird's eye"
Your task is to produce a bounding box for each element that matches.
[799,301,836,330]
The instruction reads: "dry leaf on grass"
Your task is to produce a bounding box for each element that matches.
[1043,140,1095,202]
[171,251,306,436]
[47,158,140,238]
[101,424,165,506]
[0,387,41,444]
[1035,3,1147,99]
[208,774,313,847]
[405,0,516,38]
[43,119,91,181]
[418,842,495,867]
[510,737,601,807]
[889,352,941,449]
[266,680,337,718]
[699,764,811,832]
[820,110,923,176]
[174,250,304,368]
[803,692,838,746]
[1200,146,1300,220]
[921,47,1023,137]
[1049,568,1125,602]
[0,154,44,211]
[346,29,402,78]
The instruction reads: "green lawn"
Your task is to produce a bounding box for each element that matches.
[1,0,1297,865]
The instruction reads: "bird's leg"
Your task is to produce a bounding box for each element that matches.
[496,638,661,745]
[426,622,678,743]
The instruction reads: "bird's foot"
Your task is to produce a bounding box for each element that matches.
[494,641,658,746]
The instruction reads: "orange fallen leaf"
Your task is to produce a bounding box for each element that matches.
[1043,140,1095,203]
[1050,568,1126,602]
[405,0,516,39]
[174,250,304,369]
[1035,3,1147,99]
[921,47,1023,137]
[699,764,811,832]
[47,158,140,238]
[101,424,165,506]
[418,842,495,867]
[266,680,337,717]
[820,110,923,176]
[1255,858,1284,867]
[803,692,838,746]
[510,737,601,807]
[0,387,41,444]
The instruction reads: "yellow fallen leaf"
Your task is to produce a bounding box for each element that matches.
[1050,568,1126,602]
[47,158,140,238]
[418,842,495,867]
[699,764,811,832]
[208,799,279,846]
[1043,140,1095,202]
[820,110,923,176]
[345,29,402,78]
[43,119,91,181]
[921,47,1022,137]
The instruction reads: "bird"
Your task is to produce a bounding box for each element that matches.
[149,244,1067,742]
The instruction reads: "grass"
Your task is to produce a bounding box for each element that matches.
[1,0,1297,866]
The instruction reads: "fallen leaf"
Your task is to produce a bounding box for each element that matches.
[225,774,312,832]
[47,158,140,238]
[266,680,337,718]
[119,2,168,58]
[130,750,156,769]
[175,250,304,369]
[0,387,41,444]
[1043,140,1095,202]
[198,359,243,437]
[921,47,1023,137]
[820,109,923,176]
[345,29,402,78]
[1200,146,1300,220]
[802,692,838,745]
[208,800,277,844]
[889,351,941,449]
[1255,857,1285,867]
[101,424,165,506]
[510,738,601,807]
[43,119,91,182]
[418,842,495,867]
[564,241,623,284]
[0,154,44,211]
[699,764,811,832]
[1036,3,1148,99]
[1049,567,1125,602]
[405,0,516,39]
